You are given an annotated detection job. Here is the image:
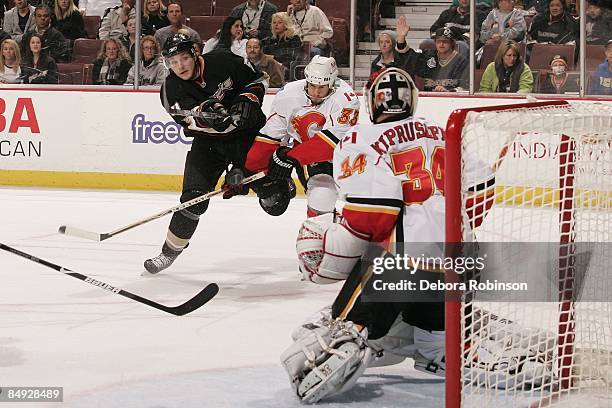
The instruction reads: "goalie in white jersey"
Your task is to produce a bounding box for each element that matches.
[281,68,500,403]
[281,68,448,403]
[243,55,360,217]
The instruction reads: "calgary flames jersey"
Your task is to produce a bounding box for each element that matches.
[334,116,447,256]
[245,78,360,171]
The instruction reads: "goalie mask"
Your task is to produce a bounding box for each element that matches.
[303,56,338,104]
[365,67,418,124]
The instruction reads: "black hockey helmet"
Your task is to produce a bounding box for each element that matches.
[162,33,196,59]
[365,67,418,124]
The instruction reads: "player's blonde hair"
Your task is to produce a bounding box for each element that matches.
[271,12,300,39]
[0,39,21,74]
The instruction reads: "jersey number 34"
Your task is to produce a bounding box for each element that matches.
[390,146,445,205]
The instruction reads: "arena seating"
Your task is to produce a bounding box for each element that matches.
[83,16,101,39]
[71,39,103,63]
[57,63,93,85]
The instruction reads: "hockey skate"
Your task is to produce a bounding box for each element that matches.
[143,246,181,275]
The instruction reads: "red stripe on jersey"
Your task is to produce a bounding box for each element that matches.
[240,92,260,104]
[245,139,279,173]
[341,207,399,243]
[287,133,335,166]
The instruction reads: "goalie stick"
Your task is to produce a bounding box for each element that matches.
[0,242,218,316]
[58,171,265,242]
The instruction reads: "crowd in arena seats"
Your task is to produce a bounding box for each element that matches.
[369,0,611,95]
[0,0,609,94]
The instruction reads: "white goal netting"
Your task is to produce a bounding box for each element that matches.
[453,102,612,408]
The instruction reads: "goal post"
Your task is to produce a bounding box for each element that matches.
[444,100,612,408]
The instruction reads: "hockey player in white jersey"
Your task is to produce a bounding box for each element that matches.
[280,67,448,403]
[242,55,360,217]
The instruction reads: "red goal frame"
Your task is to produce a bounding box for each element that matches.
[444,100,571,408]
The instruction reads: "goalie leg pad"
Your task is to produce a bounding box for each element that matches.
[306,174,338,215]
[298,342,370,404]
[281,317,371,404]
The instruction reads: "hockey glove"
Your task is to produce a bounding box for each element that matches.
[194,98,233,132]
[222,167,251,199]
[229,100,266,131]
[268,147,300,180]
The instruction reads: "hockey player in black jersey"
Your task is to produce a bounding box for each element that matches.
[144,33,267,274]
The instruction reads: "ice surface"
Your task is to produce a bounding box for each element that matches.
[0,188,444,408]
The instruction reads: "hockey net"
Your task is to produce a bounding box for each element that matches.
[445,100,612,408]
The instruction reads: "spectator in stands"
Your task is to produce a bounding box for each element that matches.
[287,0,332,56]
[21,32,58,83]
[21,5,68,62]
[429,0,489,55]
[528,0,578,43]
[202,16,248,60]
[53,0,85,41]
[480,39,533,92]
[418,26,469,91]
[540,54,579,93]
[480,0,527,44]
[99,0,135,40]
[124,35,167,85]
[585,0,612,45]
[230,0,278,40]
[261,11,302,74]
[92,37,132,84]
[371,27,422,78]
[0,38,22,82]
[142,0,168,36]
[3,0,35,44]
[394,15,427,79]
[154,2,200,52]
[246,37,284,86]
[589,39,612,95]
[120,16,137,59]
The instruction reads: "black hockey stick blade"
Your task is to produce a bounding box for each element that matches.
[58,172,265,242]
[0,242,218,316]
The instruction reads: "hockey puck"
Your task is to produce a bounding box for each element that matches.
[58,226,66,234]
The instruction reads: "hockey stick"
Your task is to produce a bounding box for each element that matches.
[168,108,230,120]
[58,171,265,242]
[0,242,218,316]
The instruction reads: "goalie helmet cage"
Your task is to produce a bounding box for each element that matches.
[444,100,612,408]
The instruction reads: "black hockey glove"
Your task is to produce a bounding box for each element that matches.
[222,167,251,199]
[229,100,266,131]
[194,98,233,132]
[268,146,300,180]
[256,177,297,216]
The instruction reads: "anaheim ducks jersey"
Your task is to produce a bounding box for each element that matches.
[333,116,447,257]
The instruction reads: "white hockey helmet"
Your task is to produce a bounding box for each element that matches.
[304,56,338,103]
[365,67,418,124]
